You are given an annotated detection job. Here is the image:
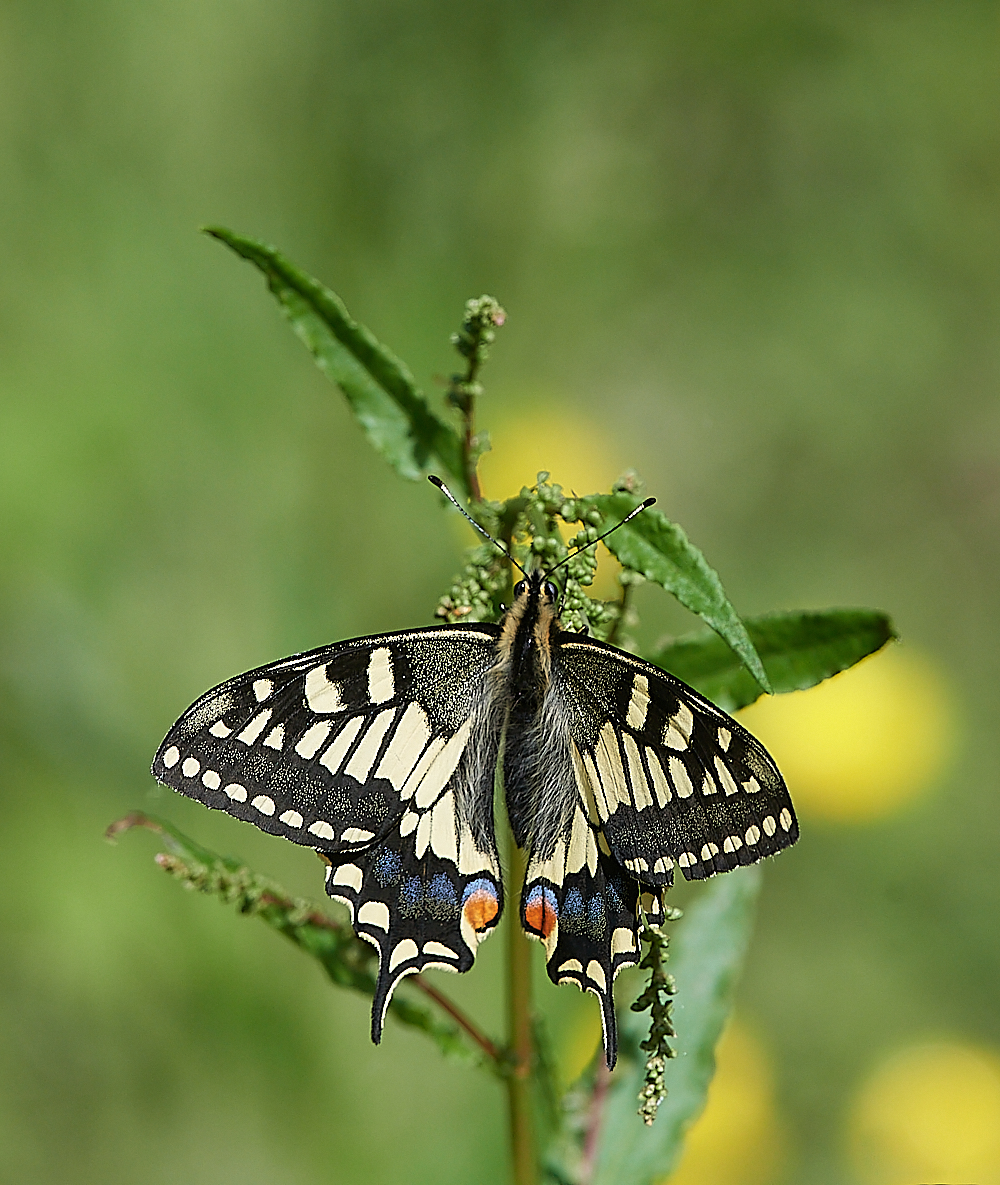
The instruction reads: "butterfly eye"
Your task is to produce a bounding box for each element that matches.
[514,580,528,598]
[543,581,559,602]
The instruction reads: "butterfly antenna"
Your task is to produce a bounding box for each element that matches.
[544,496,656,579]
[428,475,528,578]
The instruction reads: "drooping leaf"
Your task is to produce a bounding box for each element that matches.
[106,813,491,1068]
[582,493,772,694]
[651,608,896,712]
[205,227,467,492]
[593,867,762,1185]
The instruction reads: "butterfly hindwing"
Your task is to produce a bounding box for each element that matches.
[152,624,506,1035]
[554,633,799,884]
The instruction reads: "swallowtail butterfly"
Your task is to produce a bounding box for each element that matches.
[152,482,797,1067]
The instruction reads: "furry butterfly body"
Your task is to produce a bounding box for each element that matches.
[153,571,797,1066]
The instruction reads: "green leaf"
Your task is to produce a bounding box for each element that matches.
[651,608,896,712]
[107,812,491,1068]
[593,868,762,1185]
[582,493,772,694]
[205,226,467,493]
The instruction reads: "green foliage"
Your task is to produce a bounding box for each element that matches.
[122,235,895,1184]
[204,227,468,493]
[653,608,897,712]
[582,492,772,693]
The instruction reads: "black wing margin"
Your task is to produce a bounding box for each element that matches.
[152,624,507,1039]
[554,633,799,885]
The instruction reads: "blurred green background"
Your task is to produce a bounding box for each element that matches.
[3,3,1000,1182]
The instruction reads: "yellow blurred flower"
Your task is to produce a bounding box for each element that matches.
[849,1041,1000,1185]
[737,646,954,822]
[661,1019,786,1185]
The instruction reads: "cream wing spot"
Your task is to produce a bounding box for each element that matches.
[345,709,396,781]
[237,709,272,746]
[225,783,247,802]
[305,665,344,714]
[399,811,418,836]
[415,810,432,859]
[669,755,694,799]
[342,827,374,844]
[763,815,777,836]
[723,835,743,853]
[717,727,732,751]
[201,770,221,791]
[375,702,431,790]
[253,679,273,702]
[308,820,336,840]
[331,863,363,891]
[263,724,285,750]
[181,757,200,778]
[559,958,583,974]
[401,737,445,801]
[389,939,419,972]
[208,721,232,739]
[358,901,390,931]
[612,927,635,956]
[414,719,472,809]
[743,777,761,794]
[596,722,628,807]
[700,842,720,860]
[623,733,653,809]
[279,810,303,828]
[715,756,739,796]
[429,791,458,862]
[664,702,694,750]
[319,716,365,775]
[646,749,672,807]
[779,808,793,831]
[678,852,696,868]
[701,771,717,796]
[423,941,457,959]
[295,721,332,759]
[251,795,275,816]
[745,825,761,845]
[626,675,649,728]
[367,647,395,704]
[586,961,607,992]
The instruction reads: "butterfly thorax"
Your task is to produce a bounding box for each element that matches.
[499,574,571,852]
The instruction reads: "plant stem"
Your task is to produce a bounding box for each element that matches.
[506,839,538,1185]
[410,976,501,1064]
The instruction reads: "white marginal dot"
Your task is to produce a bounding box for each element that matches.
[586,960,607,993]
[251,795,275,816]
[263,724,285,750]
[331,863,363,891]
[225,783,247,802]
[253,679,274,702]
[717,727,732,751]
[626,675,649,729]
[237,709,272,746]
[201,770,221,790]
[308,820,336,840]
[669,755,694,799]
[559,958,583,974]
[358,901,390,931]
[389,939,419,972]
[279,810,303,828]
[763,815,777,836]
[295,721,332,759]
[208,721,232,739]
[367,647,395,705]
[653,856,674,874]
[678,851,696,868]
[305,665,344,714]
[181,757,200,778]
[745,824,761,845]
[342,827,374,844]
[700,843,720,860]
[779,808,793,831]
[162,746,180,768]
[723,835,743,853]
[423,941,457,959]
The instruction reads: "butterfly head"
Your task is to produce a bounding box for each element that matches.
[513,572,560,608]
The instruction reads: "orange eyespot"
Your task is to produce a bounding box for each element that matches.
[524,885,559,939]
[461,880,500,931]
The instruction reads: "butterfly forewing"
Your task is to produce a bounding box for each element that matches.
[153,624,506,1037]
[554,634,798,884]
